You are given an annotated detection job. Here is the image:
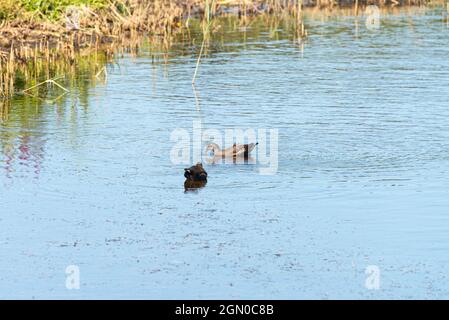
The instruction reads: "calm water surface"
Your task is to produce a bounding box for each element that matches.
[1,8,449,298]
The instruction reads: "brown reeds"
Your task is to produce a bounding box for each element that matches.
[0,0,439,99]
[0,98,10,123]
[0,0,190,98]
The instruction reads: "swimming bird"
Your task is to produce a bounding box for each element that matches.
[184,163,207,192]
[184,162,208,182]
[205,142,258,158]
[184,179,207,192]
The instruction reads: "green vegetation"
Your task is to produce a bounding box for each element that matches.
[20,0,107,20]
[0,0,18,20]
[0,0,442,99]
[0,0,107,21]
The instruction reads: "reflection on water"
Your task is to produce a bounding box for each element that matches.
[184,179,208,192]
[0,49,114,181]
[1,8,449,298]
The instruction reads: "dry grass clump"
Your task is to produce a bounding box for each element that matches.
[0,0,200,97]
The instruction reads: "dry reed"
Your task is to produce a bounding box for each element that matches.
[0,0,440,98]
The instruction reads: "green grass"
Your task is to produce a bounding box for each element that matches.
[0,0,107,21]
[0,0,19,20]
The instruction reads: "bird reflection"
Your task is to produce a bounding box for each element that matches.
[183,163,208,192]
[204,155,256,165]
[184,179,207,192]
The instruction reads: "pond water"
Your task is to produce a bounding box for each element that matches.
[1,8,449,299]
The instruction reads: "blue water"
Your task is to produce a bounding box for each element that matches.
[1,9,449,299]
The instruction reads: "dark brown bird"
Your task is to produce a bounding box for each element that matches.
[184,179,207,192]
[184,162,208,182]
[184,163,207,192]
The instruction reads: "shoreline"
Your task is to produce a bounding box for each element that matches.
[0,1,437,53]
[0,0,445,98]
